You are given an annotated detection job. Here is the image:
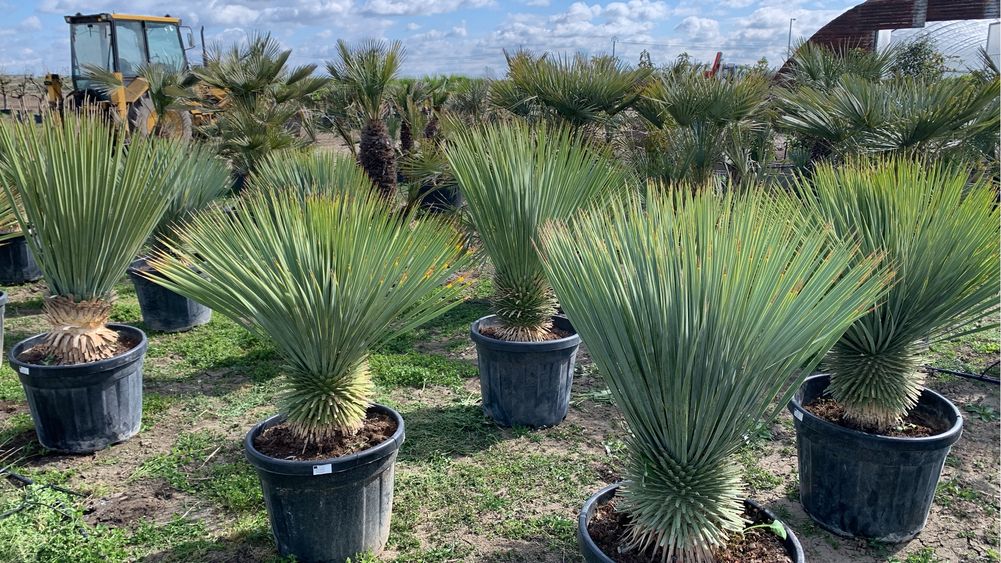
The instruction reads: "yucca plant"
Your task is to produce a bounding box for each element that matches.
[146,188,469,439]
[149,141,232,247]
[327,40,405,198]
[799,159,1000,432]
[446,121,628,342]
[0,113,184,364]
[538,187,892,561]
[250,149,374,198]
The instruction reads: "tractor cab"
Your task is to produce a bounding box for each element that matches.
[66,13,194,98]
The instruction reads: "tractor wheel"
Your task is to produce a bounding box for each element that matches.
[159,110,193,140]
[127,95,156,136]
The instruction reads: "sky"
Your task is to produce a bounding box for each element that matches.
[0,0,861,77]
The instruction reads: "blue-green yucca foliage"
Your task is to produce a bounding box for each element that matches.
[800,159,1000,431]
[538,187,891,562]
[446,120,629,341]
[149,187,471,441]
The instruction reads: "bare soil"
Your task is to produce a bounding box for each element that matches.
[253,411,396,461]
[804,398,945,438]
[587,497,792,563]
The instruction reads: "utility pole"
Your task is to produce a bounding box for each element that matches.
[611,36,618,59]
[787,18,796,59]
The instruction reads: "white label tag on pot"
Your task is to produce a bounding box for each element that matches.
[18,367,28,375]
[312,464,332,476]
[793,410,803,421]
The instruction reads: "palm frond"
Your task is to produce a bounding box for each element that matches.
[326,39,405,122]
[537,186,891,562]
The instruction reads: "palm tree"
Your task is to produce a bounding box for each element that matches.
[539,186,890,561]
[632,70,771,184]
[84,62,199,138]
[327,39,405,199]
[777,75,1000,161]
[494,50,651,133]
[195,34,328,179]
[783,41,897,89]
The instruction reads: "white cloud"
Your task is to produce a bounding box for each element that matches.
[19,16,42,31]
[360,0,494,16]
[406,22,421,30]
[674,16,721,43]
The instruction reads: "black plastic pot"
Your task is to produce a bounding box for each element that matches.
[417,183,462,212]
[127,258,211,333]
[470,315,580,428]
[0,235,42,285]
[245,404,405,563]
[788,374,963,542]
[578,483,805,563]
[0,291,7,353]
[10,324,147,453]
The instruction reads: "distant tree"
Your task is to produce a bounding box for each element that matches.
[891,36,947,81]
[754,57,769,73]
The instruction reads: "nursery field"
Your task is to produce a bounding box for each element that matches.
[0,271,997,563]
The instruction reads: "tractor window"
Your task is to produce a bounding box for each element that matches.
[114,20,147,77]
[70,22,112,90]
[145,23,186,70]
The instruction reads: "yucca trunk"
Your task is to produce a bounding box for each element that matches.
[621,451,744,561]
[826,341,925,432]
[41,295,119,365]
[359,118,397,198]
[282,358,375,442]
[491,271,556,342]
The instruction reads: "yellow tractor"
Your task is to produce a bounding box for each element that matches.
[46,12,198,136]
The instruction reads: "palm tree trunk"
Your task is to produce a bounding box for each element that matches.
[359,118,397,198]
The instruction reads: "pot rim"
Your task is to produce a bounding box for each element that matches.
[244,403,406,476]
[788,374,963,448]
[9,323,148,373]
[470,314,580,352]
[578,482,805,563]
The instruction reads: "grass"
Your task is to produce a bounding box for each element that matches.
[0,274,997,562]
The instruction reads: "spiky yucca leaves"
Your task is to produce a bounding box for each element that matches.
[327,40,405,198]
[538,188,891,562]
[799,159,1000,431]
[0,113,183,364]
[147,189,470,440]
[446,121,628,341]
[150,142,231,247]
[250,149,374,199]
